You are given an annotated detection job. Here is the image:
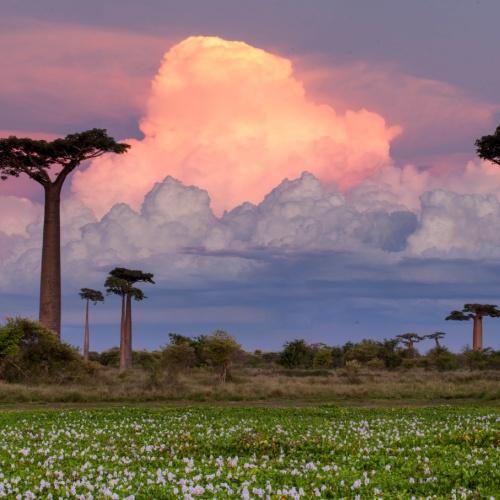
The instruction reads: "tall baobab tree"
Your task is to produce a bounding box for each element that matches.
[105,268,154,371]
[446,304,500,351]
[0,130,129,337]
[425,331,446,349]
[476,125,500,165]
[396,333,423,351]
[78,288,104,360]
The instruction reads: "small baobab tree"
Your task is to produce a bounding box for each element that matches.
[0,130,129,336]
[78,288,104,360]
[446,304,500,351]
[104,268,154,371]
[425,331,446,349]
[396,333,423,352]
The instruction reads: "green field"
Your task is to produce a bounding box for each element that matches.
[0,407,498,499]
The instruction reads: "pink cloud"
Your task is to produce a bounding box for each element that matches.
[299,60,499,164]
[72,36,400,216]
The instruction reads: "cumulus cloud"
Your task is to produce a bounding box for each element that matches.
[0,172,420,289]
[0,196,41,236]
[72,36,400,217]
[407,190,500,258]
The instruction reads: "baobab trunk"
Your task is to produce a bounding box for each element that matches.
[472,316,483,351]
[125,293,133,369]
[83,299,90,361]
[39,184,61,337]
[119,294,127,371]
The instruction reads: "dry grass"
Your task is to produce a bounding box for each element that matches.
[0,367,498,405]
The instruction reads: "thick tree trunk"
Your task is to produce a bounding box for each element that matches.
[83,299,90,361]
[119,295,127,372]
[39,185,61,337]
[472,316,483,351]
[125,293,132,369]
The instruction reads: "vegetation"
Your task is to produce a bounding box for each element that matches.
[78,288,104,360]
[476,124,500,165]
[0,318,92,383]
[446,303,500,350]
[0,406,497,497]
[0,130,129,336]
[202,330,241,383]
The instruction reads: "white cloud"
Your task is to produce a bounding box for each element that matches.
[408,190,500,258]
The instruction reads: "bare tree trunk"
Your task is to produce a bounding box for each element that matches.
[119,294,127,372]
[472,316,483,351]
[39,184,62,337]
[83,299,90,361]
[220,362,227,384]
[435,339,441,349]
[125,293,132,369]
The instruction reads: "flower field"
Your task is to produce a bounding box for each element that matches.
[0,406,498,499]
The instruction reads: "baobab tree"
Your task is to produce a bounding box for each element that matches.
[425,331,446,349]
[0,130,129,337]
[104,268,154,371]
[476,125,500,165]
[78,288,104,361]
[446,304,500,351]
[396,333,423,351]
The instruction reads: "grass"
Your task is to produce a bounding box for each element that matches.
[0,367,498,405]
[0,406,498,498]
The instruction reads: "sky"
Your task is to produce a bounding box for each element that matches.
[1,0,500,352]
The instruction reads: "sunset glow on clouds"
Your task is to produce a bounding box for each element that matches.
[72,36,400,216]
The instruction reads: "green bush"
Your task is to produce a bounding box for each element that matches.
[463,348,500,370]
[0,318,93,383]
[279,339,314,368]
[313,347,333,368]
[425,347,460,371]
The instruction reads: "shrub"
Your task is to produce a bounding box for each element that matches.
[96,347,120,367]
[161,343,196,380]
[203,330,241,383]
[425,347,460,371]
[463,348,500,370]
[313,347,333,368]
[0,318,93,383]
[279,339,314,368]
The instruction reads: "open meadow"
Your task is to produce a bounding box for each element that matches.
[0,406,498,499]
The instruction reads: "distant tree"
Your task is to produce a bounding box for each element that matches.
[105,268,155,371]
[446,304,500,351]
[161,343,196,380]
[279,339,313,368]
[345,339,380,364]
[379,339,403,369]
[0,130,129,336]
[425,331,446,349]
[168,332,208,365]
[203,330,241,383]
[78,288,104,361]
[396,333,423,352]
[476,125,500,165]
[312,347,333,368]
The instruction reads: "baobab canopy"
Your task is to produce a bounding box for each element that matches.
[0,129,130,182]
